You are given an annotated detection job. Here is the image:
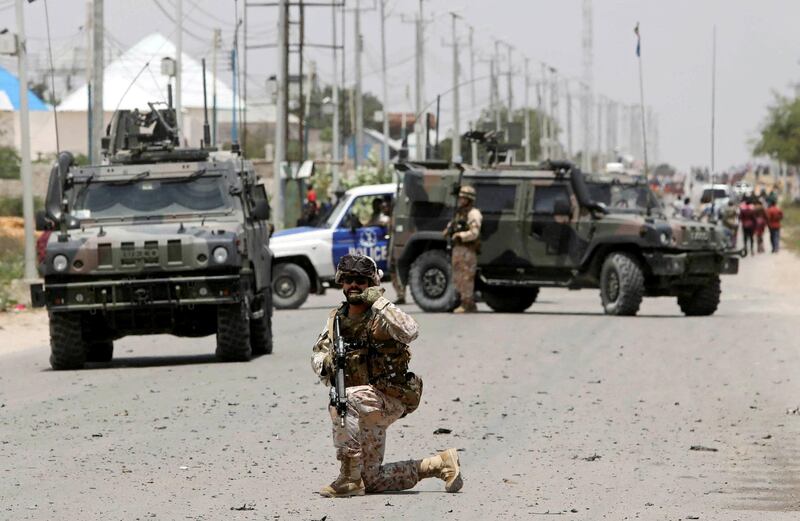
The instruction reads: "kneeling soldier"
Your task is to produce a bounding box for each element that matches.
[311,253,463,497]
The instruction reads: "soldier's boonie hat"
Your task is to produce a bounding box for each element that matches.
[458,185,477,201]
[335,254,383,286]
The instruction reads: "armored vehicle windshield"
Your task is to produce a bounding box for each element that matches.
[586,178,662,215]
[70,170,234,221]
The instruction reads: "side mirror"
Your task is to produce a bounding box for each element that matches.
[252,200,270,221]
[35,210,50,231]
[553,199,572,217]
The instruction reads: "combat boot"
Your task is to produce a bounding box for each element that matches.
[453,299,477,314]
[418,448,463,492]
[319,457,365,498]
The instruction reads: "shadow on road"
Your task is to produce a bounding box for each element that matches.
[42,353,271,372]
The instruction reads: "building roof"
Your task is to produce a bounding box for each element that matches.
[0,65,49,111]
[58,33,240,112]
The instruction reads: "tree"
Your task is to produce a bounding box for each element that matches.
[753,93,800,166]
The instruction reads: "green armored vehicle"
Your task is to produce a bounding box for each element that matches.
[390,160,740,316]
[31,102,273,369]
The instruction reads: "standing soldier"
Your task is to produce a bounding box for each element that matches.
[444,185,483,313]
[311,254,463,497]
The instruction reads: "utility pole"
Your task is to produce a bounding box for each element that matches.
[450,12,461,163]
[506,44,513,123]
[90,0,103,163]
[380,0,389,170]
[402,9,424,160]
[539,63,548,159]
[524,57,530,162]
[581,0,593,172]
[353,0,364,168]
[175,0,183,141]
[468,25,477,167]
[331,1,340,192]
[565,81,573,159]
[418,0,426,160]
[469,25,476,109]
[211,28,220,146]
[493,40,501,127]
[548,67,557,159]
[15,0,35,281]
[273,0,288,229]
[596,95,603,167]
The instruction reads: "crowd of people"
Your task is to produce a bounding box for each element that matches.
[677,190,784,254]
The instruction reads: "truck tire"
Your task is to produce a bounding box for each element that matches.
[272,263,311,309]
[216,302,252,361]
[677,276,721,316]
[600,253,644,316]
[409,250,457,312]
[250,290,273,355]
[49,311,87,370]
[86,341,114,363]
[483,287,539,313]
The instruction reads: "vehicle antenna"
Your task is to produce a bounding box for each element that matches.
[42,0,60,154]
[202,58,211,149]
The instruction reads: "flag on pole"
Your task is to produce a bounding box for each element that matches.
[634,23,641,57]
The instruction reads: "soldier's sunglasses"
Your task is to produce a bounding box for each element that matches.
[341,275,369,285]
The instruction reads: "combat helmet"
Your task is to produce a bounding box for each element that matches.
[458,185,477,201]
[335,254,383,287]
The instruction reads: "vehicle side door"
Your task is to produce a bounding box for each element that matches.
[245,183,272,291]
[524,182,582,269]
[472,180,524,272]
[332,193,392,273]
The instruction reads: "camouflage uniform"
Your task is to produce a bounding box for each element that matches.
[445,187,482,313]
[311,253,463,497]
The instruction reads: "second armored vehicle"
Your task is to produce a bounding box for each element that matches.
[390,160,740,316]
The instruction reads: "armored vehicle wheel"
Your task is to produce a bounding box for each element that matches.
[272,263,311,309]
[409,250,457,312]
[49,311,87,370]
[600,253,644,316]
[677,276,721,316]
[216,302,252,361]
[250,290,274,355]
[483,287,539,313]
[86,341,114,363]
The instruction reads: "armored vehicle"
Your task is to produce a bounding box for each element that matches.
[31,102,273,369]
[390,160,740,316]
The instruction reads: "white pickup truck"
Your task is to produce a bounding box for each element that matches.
[270,183,396,308]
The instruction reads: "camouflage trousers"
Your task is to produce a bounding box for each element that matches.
[451,244,478,304]
[329,385,419,492]
[389,262,406,300]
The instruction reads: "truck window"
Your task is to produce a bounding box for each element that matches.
[532,185,570,214]
[474,184,517,214]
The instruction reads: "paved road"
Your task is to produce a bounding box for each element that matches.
[2,251,800,520]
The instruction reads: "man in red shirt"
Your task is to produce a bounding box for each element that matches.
[766,200,784,253]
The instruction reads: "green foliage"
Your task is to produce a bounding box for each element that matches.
[339,165,394,192]
[0,235,23,309]
[753,93,800,166]
[0,196,44,217]
[0,146,21,179]
[781,202,800,254]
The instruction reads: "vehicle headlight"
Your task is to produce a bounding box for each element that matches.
[53,254,68,272]
[659,232,670,245]
[212,246,228,264]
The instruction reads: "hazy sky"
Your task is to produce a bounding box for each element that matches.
[4,0,800,172]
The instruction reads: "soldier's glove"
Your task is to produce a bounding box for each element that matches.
[361,286,386,307]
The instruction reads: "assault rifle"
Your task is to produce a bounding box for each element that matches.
[329,315,348,427]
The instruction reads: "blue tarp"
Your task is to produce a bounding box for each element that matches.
[0,65,49,111]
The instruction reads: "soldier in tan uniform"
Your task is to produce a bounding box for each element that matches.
[444,185,483,313]
[311,253,463,497]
